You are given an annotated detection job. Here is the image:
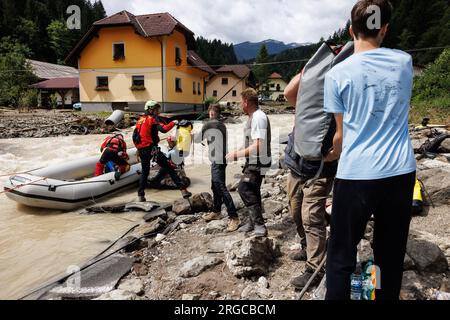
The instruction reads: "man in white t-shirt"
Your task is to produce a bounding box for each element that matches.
[226,88,272,237]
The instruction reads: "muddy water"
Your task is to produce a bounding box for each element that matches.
[0,114,294,299]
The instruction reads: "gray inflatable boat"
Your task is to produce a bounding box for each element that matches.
[4,149,144,211]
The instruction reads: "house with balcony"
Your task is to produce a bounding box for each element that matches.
[66,10,215,112]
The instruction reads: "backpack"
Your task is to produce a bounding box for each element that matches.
[294,42,354,161]
[133,118,144,146]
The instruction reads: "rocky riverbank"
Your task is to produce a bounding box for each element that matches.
[27,126,450,301]
[0,109,138,139]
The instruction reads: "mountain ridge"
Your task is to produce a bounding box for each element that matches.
[233,39,312,61]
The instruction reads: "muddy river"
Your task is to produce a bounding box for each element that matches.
[0,114,294,299]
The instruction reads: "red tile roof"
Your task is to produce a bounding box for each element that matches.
[269,72,283,79]
[66,11,196,63]
[215,65,251,79]
[31,77,79,89]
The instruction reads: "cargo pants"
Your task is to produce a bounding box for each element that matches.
[287,172,334,270]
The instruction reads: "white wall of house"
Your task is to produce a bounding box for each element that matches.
[206,72,247,104]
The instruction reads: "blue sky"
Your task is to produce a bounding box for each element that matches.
[96,0,355,44]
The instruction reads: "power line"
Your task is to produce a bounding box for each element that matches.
[0,45,448,74]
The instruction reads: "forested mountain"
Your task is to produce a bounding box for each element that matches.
[234,40,308,61]
[0,0,106,64]
[195,36,238,66]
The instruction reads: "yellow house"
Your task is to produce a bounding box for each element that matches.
[259,72,288,101]
[205,65,255,105]
[66,11,215,112]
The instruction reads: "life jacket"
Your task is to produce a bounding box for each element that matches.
[101,134,126,153]
[133,115,175,149]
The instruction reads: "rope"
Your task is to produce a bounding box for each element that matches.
[2,45,449,74]
[0,177,48,195]
[0,167,44,177]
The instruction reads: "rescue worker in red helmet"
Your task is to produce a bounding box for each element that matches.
[95,132,130,180]
[133,100,192,202]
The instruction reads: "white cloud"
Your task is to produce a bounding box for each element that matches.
[96,0,355,44]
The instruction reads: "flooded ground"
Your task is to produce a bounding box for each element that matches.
[0,114,294,299]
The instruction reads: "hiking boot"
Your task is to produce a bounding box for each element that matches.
[290,268,323,290]
[181,189,192,199]
[138,196,147,203]
[238,219,254,233]
[203,212,222,222]
[254,223,268,237]
[289,248,307,261]
[227,217,241,232]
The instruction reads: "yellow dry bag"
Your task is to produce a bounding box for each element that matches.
[176,121,193,156]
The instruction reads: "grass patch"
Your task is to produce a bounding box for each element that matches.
[410,96,450,125]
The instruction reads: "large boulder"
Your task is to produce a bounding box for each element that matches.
[226,236,281,278]
[406,236,448,274]
[205,220,227,235]
[192,193,214,213]
[417,161,450,206]
[179,255,223,278]
[439,137,450,153]
[172,199,192,215]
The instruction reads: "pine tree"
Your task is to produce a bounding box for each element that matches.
[253,44,271,87]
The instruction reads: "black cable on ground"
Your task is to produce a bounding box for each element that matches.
[19,220,177,300]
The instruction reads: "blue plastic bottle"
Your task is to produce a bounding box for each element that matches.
[350,265,363,300]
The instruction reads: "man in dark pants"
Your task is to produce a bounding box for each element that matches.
[323,0,416,300]
[195,104,240,232]
[226,89,272,237]
[134,100,192,202]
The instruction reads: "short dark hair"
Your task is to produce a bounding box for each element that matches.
[351,0,393,39]
[241,88,259,107]
[208,103,221,116]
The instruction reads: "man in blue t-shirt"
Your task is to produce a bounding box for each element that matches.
[323,0,416,300]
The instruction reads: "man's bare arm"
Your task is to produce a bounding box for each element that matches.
[284,71,303,106]
[324,113,343,162]
[226,139,261,161]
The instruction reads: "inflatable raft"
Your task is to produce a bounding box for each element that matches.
[3,149,146,211]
